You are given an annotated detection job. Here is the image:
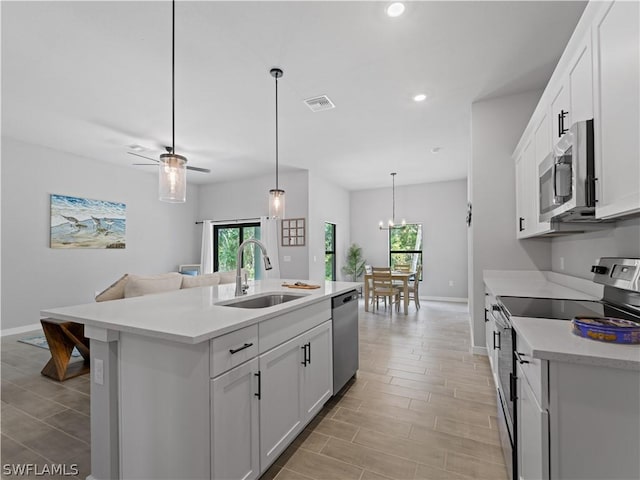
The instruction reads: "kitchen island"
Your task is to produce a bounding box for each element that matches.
[42,279,361,480]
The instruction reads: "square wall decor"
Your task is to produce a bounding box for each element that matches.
[281,218,305,246]
[50,194,126,248]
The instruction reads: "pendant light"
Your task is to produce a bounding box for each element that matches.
[159,0,187,203]
[268,67,285,218]
[379,172,406,230]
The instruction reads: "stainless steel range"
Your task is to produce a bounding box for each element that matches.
[491,257,640,480]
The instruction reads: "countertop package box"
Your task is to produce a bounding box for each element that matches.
[483,270,640,370]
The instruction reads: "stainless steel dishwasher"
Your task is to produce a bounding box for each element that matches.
[331,290,359,394]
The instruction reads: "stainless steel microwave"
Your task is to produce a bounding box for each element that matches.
[539,119,596,222]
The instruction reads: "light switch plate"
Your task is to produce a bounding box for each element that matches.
[284,256,291,262]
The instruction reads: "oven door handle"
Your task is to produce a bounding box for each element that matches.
[552,160,558,204]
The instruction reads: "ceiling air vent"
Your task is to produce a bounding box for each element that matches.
[303,95,335,112]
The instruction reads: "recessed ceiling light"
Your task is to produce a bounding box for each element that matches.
[431,147,442,154]
[386,2,405,18]
[129,144,146,152]
[413,94,427,102]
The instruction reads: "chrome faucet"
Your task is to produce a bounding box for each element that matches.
[235,239,273,296]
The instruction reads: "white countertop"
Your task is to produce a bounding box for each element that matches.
[484,270,640,371]
[41,280,361,344]
[484,270,598,300]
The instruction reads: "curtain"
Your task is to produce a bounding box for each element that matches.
[200,220,214,274]
[259,216,281,279]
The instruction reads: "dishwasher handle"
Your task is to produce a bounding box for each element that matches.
[332,290,359,309]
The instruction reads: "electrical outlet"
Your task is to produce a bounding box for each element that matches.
[283,256,291,262]
[449,280,454,287]
[313,256,317,262]
[94,358,104,385]
[560,257,565,270]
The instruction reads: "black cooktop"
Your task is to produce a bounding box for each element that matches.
[497,296,640,322]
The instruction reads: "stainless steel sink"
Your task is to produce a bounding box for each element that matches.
[217,292,308,309]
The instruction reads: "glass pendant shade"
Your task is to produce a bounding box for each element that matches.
[159,153,187,203]
[269,188,285,218]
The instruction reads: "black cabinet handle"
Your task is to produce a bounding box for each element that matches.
[229,342,253,355]
[515,351,530,364]
[301,344,308,366]
[519,217,525,232]
[254,372,261,399]
[558,109,569,137]
[307,342,311,365]
[484,308,489,323]
[493,331,501,350]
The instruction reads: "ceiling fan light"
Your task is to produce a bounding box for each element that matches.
[159,153,187,203]
[269,189,286,219]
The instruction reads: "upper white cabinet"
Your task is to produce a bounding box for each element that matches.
[568,35,594,124]
[512,0,640,234]
[550,82,571,143]
[592,0,640,219]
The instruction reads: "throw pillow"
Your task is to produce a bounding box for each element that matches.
[124,272,183,298]
[95,274,129,302]
[181,273,221,289]
[218,269,245,284]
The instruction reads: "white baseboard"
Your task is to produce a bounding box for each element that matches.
[471,346,488,356]
[1,323,42,337]
[423,296,468,303]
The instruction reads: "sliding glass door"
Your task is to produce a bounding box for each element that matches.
[214,223,261,279]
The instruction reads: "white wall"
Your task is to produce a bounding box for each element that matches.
[307,173,350,282]
[1,138,200,332]
[350,179,468,299]
[551,217,640,279]
[197,171,310,279]
[469,90,552,351]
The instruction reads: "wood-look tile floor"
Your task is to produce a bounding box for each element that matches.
[1,300,507,480]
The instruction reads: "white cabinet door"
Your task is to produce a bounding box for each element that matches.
[568,35,594,124]
[517,363,550,480]
[515,153,526,238]
[550,82,571,144]
[516,140,536,238]
[259,335,304,470]
[593,0,640,219]
[532,115,552,235]
[211,358,260,480]
[300,321,332,421]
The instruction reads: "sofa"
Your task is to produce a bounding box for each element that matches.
[95,270,245,302]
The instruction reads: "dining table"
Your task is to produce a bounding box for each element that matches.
[363,270,414,315]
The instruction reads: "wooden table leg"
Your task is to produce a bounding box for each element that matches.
[403,278,409,315]
[364,275,370,312]
[41,319,90,381]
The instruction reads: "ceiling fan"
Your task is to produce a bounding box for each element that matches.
[129,148,211,173]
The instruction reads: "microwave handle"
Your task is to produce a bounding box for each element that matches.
[552,161,558,202]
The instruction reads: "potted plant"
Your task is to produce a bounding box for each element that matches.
[342,243,366,282]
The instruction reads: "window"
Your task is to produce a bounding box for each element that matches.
[389,224,422,279]
[325,223,336,281]
[214,223,261,279]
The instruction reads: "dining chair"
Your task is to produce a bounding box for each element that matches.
[402,264,422,309]
[371,270,400,313]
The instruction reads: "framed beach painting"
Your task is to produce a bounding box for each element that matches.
[50,194,126,249]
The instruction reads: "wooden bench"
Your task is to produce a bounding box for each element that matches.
[40,319,90,381]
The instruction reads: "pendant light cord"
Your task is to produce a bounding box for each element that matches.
[392,172,396,223]
[275,73,279,190]
[171,0,176,154]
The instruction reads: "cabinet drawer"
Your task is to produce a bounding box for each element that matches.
[211,324,259,378]
[259,300,331,353]
[515,334,547,409]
